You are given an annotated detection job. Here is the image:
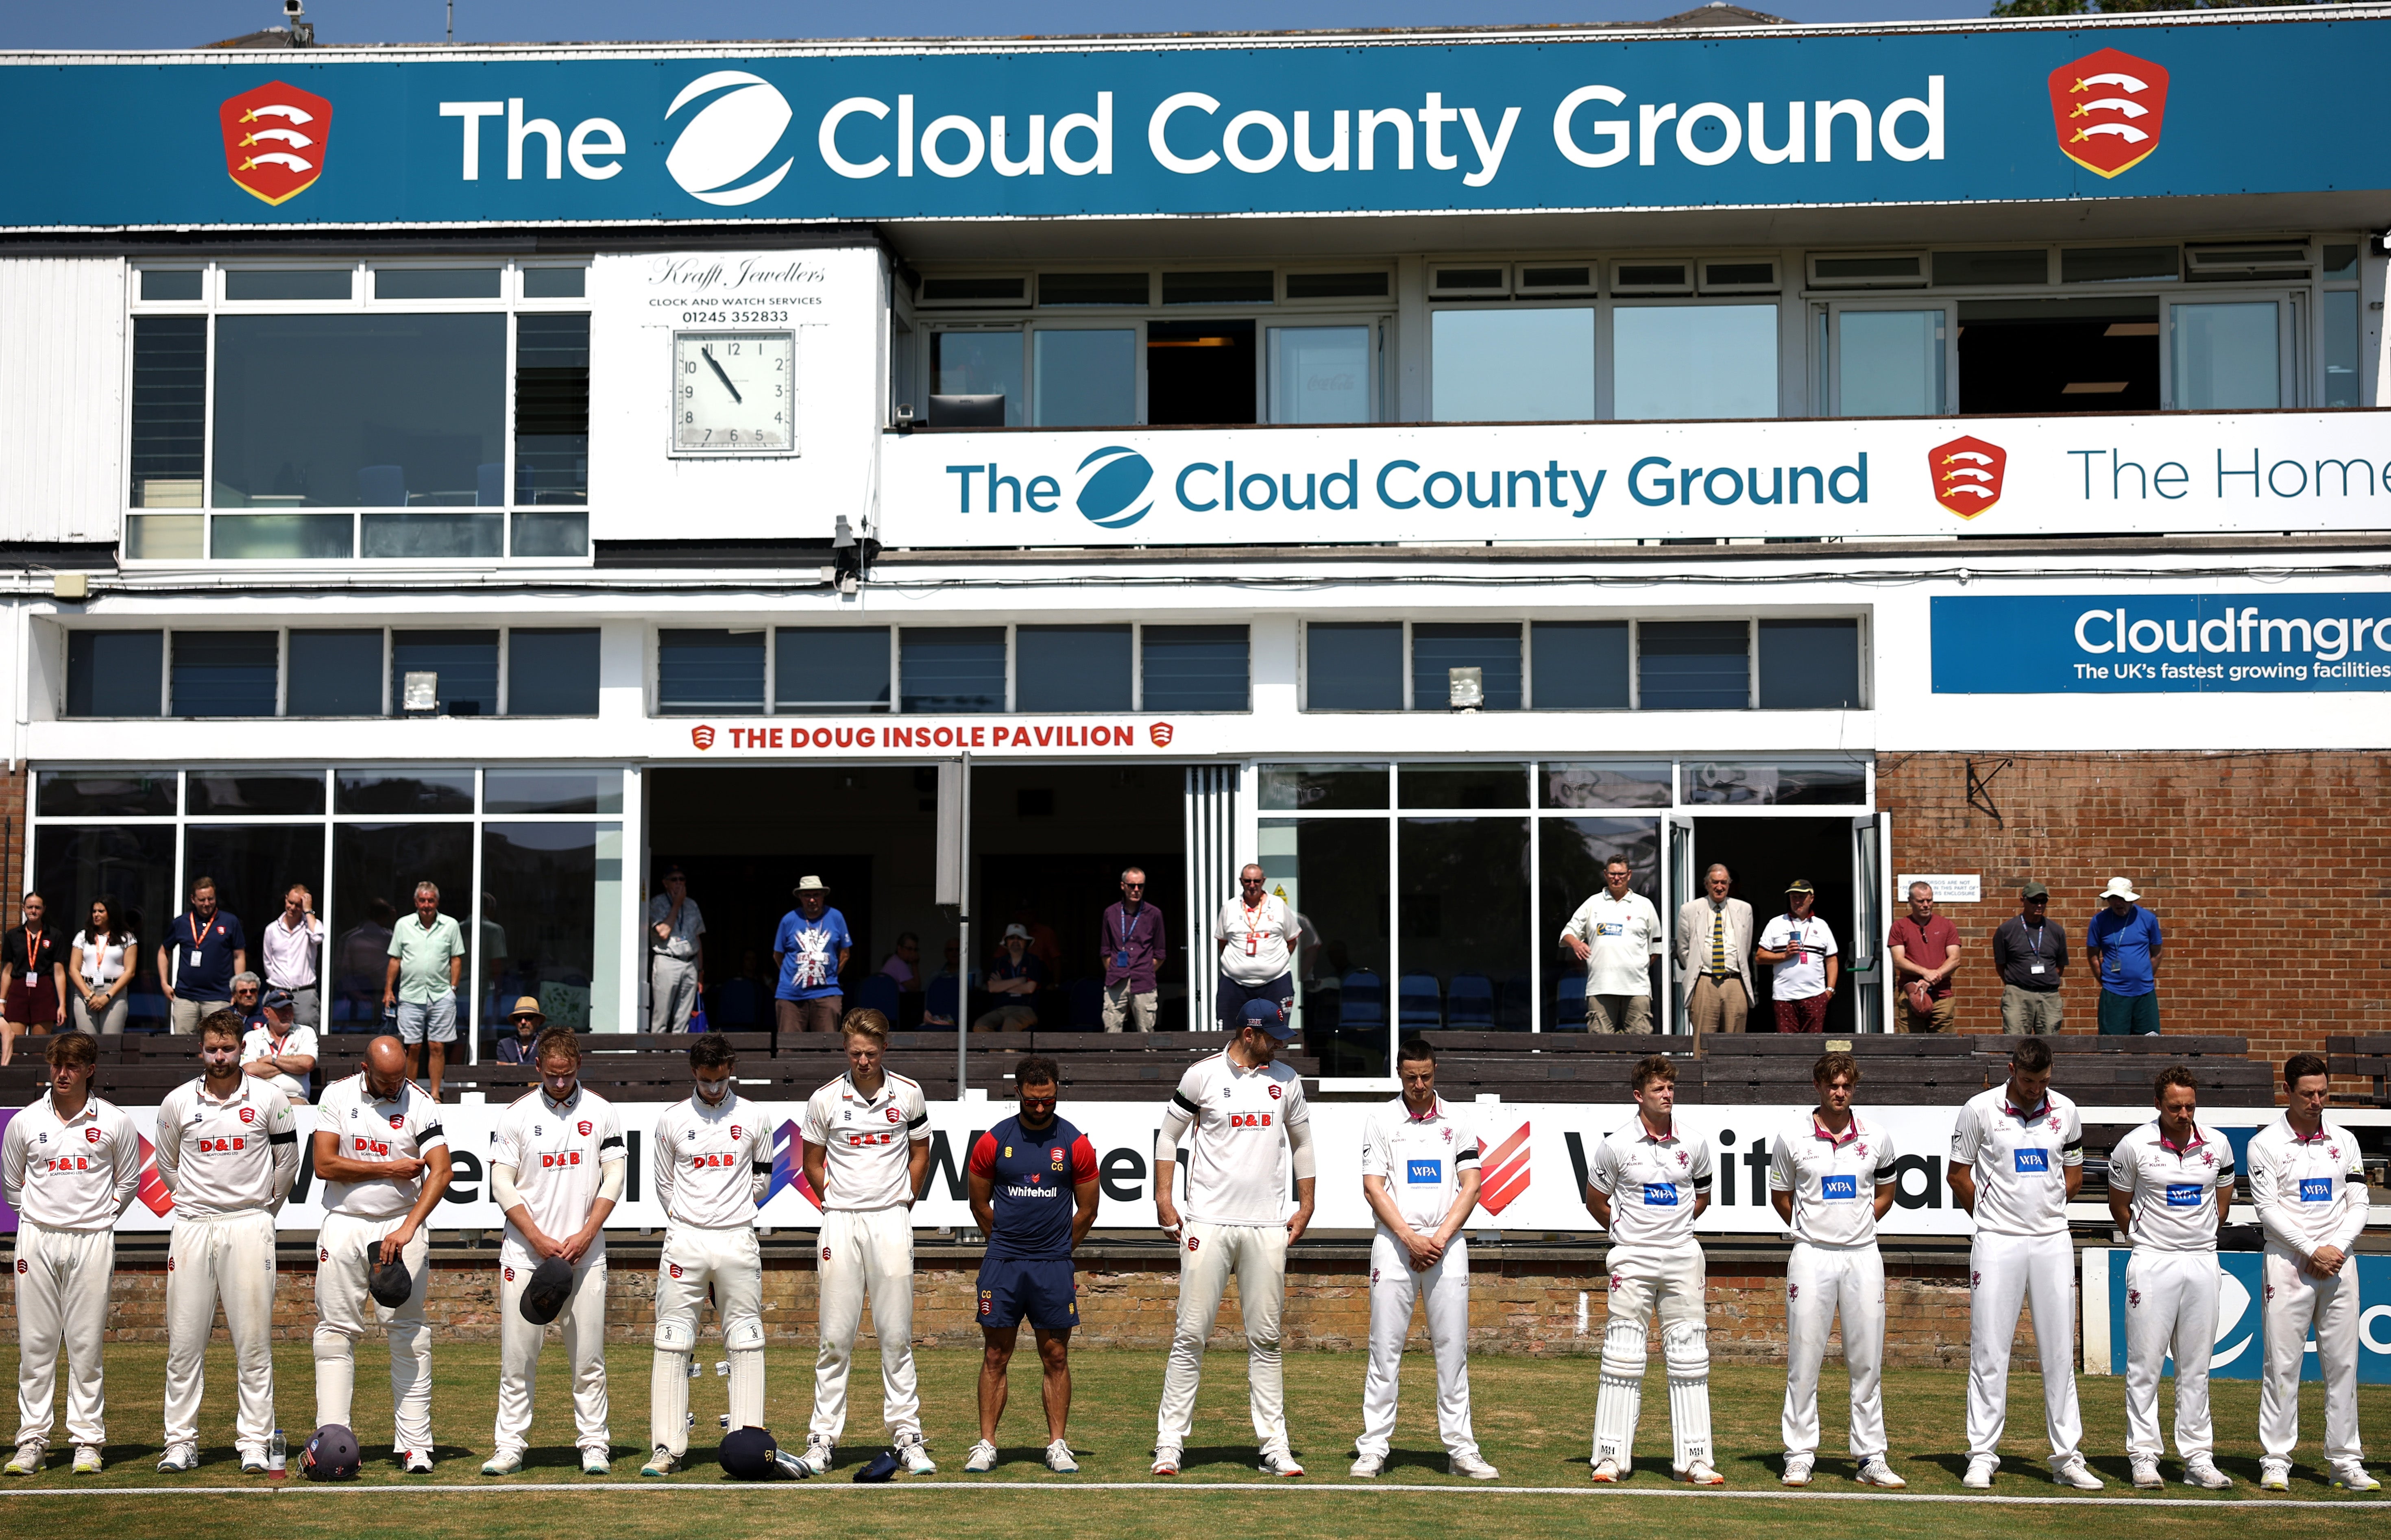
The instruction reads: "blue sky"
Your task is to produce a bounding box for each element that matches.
[2,0,2001,50]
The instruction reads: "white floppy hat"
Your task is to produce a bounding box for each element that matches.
[2098,876,2141,902]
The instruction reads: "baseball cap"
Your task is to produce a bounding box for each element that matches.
[718,1427,782,1480]
[369,1254,412,1309]
[519,1255,575,1325]
[1003,924,1031,941]
[1238,997,1295,1041]
[302,1424,362,1481]
[2020,881,2051,901]
[852,1449,902,1483]
[261,987,295,1011]
[1784,878,1816,895]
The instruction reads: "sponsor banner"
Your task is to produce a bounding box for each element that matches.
[676,718,1181,758]
[1932,593,2391,694]
[2086,1249,2391,1383]
[882,414,2391,547]
[2,22,2386,227]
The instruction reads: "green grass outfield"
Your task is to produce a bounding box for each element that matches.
[6,1343,2385,1538]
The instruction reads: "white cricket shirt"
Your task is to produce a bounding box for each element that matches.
[1769,1111,1898,1248]
[1169,1051,1311,1227]
[1950,1085,2083,1238]
[1,1092,141,1231]
[1360,1094,1480,1231]
[315,1072,449,1222]
[154,1074,299,1218]
[2245,1115,2369,1257]
[655,1090,772,1230]
[493,1083,625,1245]
[240,1021,319,1104]
[1560,890,1664,997]
[1757,914,1839,1000]
[801,1071,930,1212]
[1587,1115,1713,1267]
[1213,894,1299,987]
[2108,1120,2232,1253]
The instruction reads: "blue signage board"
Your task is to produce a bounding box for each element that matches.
[2099,1249,2391,1383]
[2,18,2388,227]
[1931,595,2391,694]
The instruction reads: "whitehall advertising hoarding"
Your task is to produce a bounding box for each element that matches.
[4,18,2389,227]
[1931,594,2391,693]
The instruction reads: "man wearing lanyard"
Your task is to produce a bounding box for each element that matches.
[1990,883,2069,1036]
[1560,858,1663,1033]
[1755,880,1839,1034]
[158,876,246,1036]
[1100,867,1166,1033]
[2087,876,2163,1037]
[240,988,318,1105]
[1212,865,1299,1030]
[261,885,325,1030]
[646,865,706,1034]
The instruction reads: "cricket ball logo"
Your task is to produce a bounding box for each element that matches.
[1929,436,2005,520]
[2049,48,2169,180]
[221,81,333,206]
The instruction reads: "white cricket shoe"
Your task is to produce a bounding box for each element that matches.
[403,1450,434,1475]
[4,1444,41,1477]
[1590,1455,1625,1483]
[580,1446,610,1476]
[895,1432,936,1475]
[1962,1454,1998,1489]
[1683,1460,1725,1486]
[239,1450,268,1475]
[157,1444,198,1474]
[480,1450,523,1476]
[963,1440,998,1473]
[796,1435,835,1477]
[1044,1440,1079,1474]
[1349,1452,1383,1478]
[1258,1447,1306,1477]
[2051,1457,2104,1490]
[1151,1446,1182,1477]
[2131,1454,2163,1489]
[2182,1455,2232,1490]
[2257,1459,2291,1492]
[640,1446,677,1477]
[70,1446,101,1476]
[1450,1451,1500,1481]
[2332,1461,2382,1492]
[1781,1453,1814,1487]
[1855,1456,1905,1488]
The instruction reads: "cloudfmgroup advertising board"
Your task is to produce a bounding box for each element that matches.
[1933,593,2391,694]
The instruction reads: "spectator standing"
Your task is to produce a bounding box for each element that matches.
[646,865,706,1034]
[974,926,1048,1033]
[1560,858,1663,1033]
[67,897,135,1037]
[260,885,325,1029]
[1990,883,2069,1035]
[383,882,466,1103]
[333,898,397,1032]
[495,997,545,1064]
[240,988,318,1105]
[0,893,68,1065]
[1673,864,1753,1036]
[1888,882,1962,1033]
[2087,877,2163,1036]
[158,877,246,1037]
[1213,865,1300,1030]
[774,876,851,1035]
[1101,868,1166,1033]
[1756,880,1840,1034]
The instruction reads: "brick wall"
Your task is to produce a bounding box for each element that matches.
[0,765,23,912]
[1876,750,2391,1070]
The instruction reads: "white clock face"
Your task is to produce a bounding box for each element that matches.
[671,330,797,455]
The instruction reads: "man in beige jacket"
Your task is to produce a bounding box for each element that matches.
[1673,864,1754,1035]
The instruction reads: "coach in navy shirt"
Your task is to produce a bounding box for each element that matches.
[157,874,246,1036]
[963,1054,1099,1474]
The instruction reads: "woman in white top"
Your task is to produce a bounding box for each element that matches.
[68,896,135,1036]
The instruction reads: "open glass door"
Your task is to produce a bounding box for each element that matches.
[1664,812,1695,1034]
[1848,813,1890,1032]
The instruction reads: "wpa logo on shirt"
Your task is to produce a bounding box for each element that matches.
[2014,1147,2051,1174]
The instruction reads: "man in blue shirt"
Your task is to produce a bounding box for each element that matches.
[156,875,246,1035]
[2087,876,2163,1036]
[963,1055,1099,1474]
[773,876,851,1035]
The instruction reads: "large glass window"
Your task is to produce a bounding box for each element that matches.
[1305,623,1402,710]
[1268,326,1373,424]
[288,630,384,716]
[1147,319,1256,425]
[1258,764,1388,811]
[931,331,1024,425]
[129,316,205,510]
[1959,297,2158,414]
[900,628,1007,712]
[1757,619,1861,709]
[507,628,601,717]
[330,822,472,1030]
[1540,816,1661,1030]
[2172,301,2281,410]
[170,632,278,717]
[2323,289,2362,409]
[1638,620,1750,710]
[656,630,765,715]
[478,821,622,1030]
[184,824,324,946]
[1530,621,1629,709]
[1837,309,1945,417]
[775,628,892,713]
[1016,625,1131,712]
[31,823,174,1032]
[1031,329,1136,427]
[1612,305,1777,420]
[1410,623,1521,711]
[1432,308,1593,422]
[1262,816,1391,1076]
[1141,625,1250,712]
[1399,817,1529,1032]
[64,632,163,718]
[390,630,499,717]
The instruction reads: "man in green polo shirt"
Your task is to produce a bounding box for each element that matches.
[383,882,466,1102]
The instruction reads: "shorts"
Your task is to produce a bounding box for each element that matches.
[2097,990,2160,1036]
[975,1254,1079,1331]
[1216,971,1294,1029]
[396,994,458,1045]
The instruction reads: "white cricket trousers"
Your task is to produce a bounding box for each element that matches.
[2259,1245,2363,1464]
[1965,1230,2082,1462]
[11,1221,115,1450]
[494,1241,609,1458]
[654,1224,765,1458]
[314,1212,433,1455]
[811,1207,920,1443]
[1781,1240,1888,1459]
[2123,1248,2219,1459]
[1356,1230,1479,1462]
[163,1211,279,1458]
[1594,1250,1713,1475]
[1157,1221,1291,1455]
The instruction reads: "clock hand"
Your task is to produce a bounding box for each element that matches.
[701,346,743,404]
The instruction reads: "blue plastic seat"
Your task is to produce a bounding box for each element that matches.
[1496,973,1533,1031]
[853,971,902,1022]
[1398,974,1443,1030]
[1445,972,1497,1028]
[1554,972,1588,1031]
[1340,970,1386,1028]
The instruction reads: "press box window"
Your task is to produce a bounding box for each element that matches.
[130,317,206,510]
[288,630,384,716]
[776,627,892,713]
[1757,620,1860,709]
[931,331,1023,426]
[1149,320,1255,425]
[1412,624,1521,711]
[657,630,764,715]
[1306,623,1402,711]
[390,630,499,717]
[1016,625,1131,712]
[1530,622,1628,709]
[64,631,164,718]
[171,631,279,717]
[1432,308,1593,423]
[1142,625,1249,712]
[1612,306,1777,420]
[1637,621,1750,710]
[507,629,601,717]
[900,629,1007,713]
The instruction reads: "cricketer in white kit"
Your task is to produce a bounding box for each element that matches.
[2105,1065,2236,1490]
[1153,996,1318,1478]
[1351,1038,1495,1480]
[2245,1052,2378,1492]
[797,1010,934,1477]
[643,1034,772,1478]
[1585,1054,1720,1485]
[1947,1035,2100,1490]
[483,1026,625,1477]
[1768,1050,1904,1489]
[311,1035,452,1471]
[2,1032,141,1476]
[153,1010,301,1474]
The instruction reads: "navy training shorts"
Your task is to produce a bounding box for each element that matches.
[976,1254,1079,1331]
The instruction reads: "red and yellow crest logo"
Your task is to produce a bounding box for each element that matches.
[1928,436,2006,520]
[2049,48,2167,180]
[221,81,333,206]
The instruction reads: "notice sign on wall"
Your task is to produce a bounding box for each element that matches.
[1931,594,2391,694]
[1897,873,1981,903]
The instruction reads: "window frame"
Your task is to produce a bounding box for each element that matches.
[1821,298,1957,418]
[58,625,599,720]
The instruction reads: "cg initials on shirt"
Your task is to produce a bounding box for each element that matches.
[540,1151,584,1168]
[1229,1112,1274,1129]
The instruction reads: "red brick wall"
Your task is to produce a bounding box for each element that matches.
[1876,750,2391,1071]
[0,766,23,913]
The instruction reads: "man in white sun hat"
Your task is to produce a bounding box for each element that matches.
[2086,876,2162,1037]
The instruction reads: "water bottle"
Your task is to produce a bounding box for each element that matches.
[267,1429,287,1478]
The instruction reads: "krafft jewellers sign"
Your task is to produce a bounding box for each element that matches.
[2,20,2385,226]
[881,412,2391,546]
[1931,593,2391,694]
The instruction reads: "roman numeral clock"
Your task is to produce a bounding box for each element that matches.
[670,329,798,455]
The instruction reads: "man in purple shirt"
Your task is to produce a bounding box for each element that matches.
[1100,867,1166,1033]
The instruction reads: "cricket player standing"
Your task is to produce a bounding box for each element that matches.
[1153,997,1317,1478]
[798,1009,934,1477]
[1769,1051,1904,1489]
[644,1034,771,1478]
[2105,1065,2236,1490]
[1948,1035,2100,1490]
[311,1034,451,1472]
[3,1032,141,1475]
[484,1026,624,1477]
[1585,1054,1719,1485]
[1352,1037,1496,1481]
[153,1010,301,1474]
[2246,1052,2377,1492]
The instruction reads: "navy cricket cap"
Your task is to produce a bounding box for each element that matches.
[719,1427,780,1480]
[852,1449,902,1483]
[1239,997,1295,1041]
[519,1255,575,1325]
[369,1253,412,1309]
[303,1424,361,1481]
[262,987,296,1011]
